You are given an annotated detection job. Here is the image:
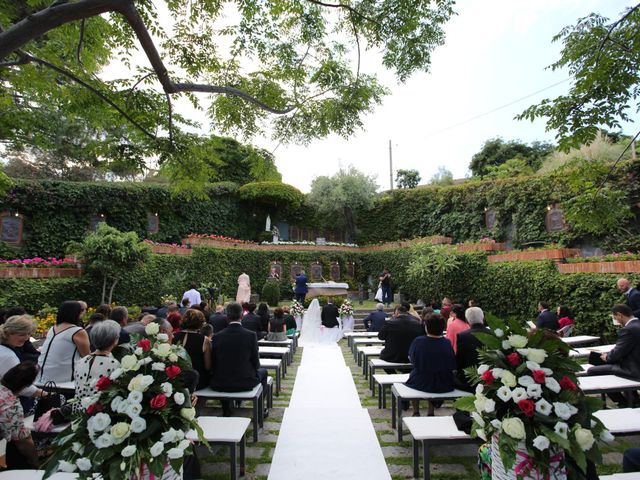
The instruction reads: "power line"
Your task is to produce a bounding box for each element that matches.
[423,77,571,138]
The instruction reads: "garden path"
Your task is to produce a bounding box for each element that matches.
[268,343,390,480]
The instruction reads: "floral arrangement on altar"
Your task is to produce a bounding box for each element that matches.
[289,300,305,317]
[454,317,613,479]
[143,240,191,250]
[338,300,354,318]
[186,233,255,244]
[44,323,204,479]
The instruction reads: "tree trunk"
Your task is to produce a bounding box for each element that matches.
[107,279,118,305]
[101,276,107,304]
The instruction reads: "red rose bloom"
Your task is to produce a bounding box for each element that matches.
[481,369,495,385]
[86,402,103,415]
[517,399,535,417]
[95,376,112,391]
[165,365,182,379]
[532,370,546,384]
[506,353,521,366]
[137,338,151,352]
[150,394,168,409]
[559,376,577,391]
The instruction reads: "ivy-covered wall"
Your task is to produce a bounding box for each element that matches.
[0,180,262,257]
[355,161,640,249]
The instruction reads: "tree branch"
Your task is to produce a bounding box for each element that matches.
[304,0,380,26]
[594,3,640,67]
[125,71,155,106]
[165,92,173,146]
[76,19,86,64]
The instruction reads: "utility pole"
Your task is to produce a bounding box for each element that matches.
[388,139,393,190]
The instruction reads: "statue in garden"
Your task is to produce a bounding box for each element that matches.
[236,272,251,303]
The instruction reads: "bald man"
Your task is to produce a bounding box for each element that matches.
[617,278,640,318]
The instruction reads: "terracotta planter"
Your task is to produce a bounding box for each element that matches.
[456,242,506,253]
[0,267,83,279]
[488,248,580,263]
[558,260,640,274]
[150,245,192,255]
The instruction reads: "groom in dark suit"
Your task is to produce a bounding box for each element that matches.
[321,299,340,328]
[210,302,268,416]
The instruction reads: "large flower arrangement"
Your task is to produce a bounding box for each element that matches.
[44,324,204,479]
[454,317,613,478]
[186,233,255,244]
[338,300,354,318]
[0,257,75,267]
[289,300,305,317]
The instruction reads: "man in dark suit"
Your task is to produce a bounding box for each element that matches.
[535,301,558,330]
[588,304,640,406]
[455,307,491,392]
[378,305,423,372]
[618,278,640,318]
[294,271,308,303]
[241,303,265,339]
[363,303,387,332]
[321,299,340,328]
[210,302,268,416]
[208,305,228,334]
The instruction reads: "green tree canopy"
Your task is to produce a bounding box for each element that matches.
[237,181,304,217]
[470,138,554,177]
[396,169,421,188]
[68,223,151,304]
[307,167,378,241]
[0,0,455,189]
[428,166,453,186]
[517,5,640,150]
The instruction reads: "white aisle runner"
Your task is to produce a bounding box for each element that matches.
[268,344,391,480]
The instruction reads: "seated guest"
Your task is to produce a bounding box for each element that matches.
[282,306,297,334]
[536,301,559,330]
[256,303,271,333]
[617,277,640,318]
[74,320,121,412]
[445,304,470,353]
[209,302,268,417]
[174,309,211,390]
[242,303,265,339]
[200,324,213,341]
[109,306,132,346]
[94,303,112,319]
[123,313,155,336]
[587,304,640,406]
[364,303,387,332]
[266,308,288,341]
[167,311,183,334]
[556,305,575,335]
[455,307,491,392]
[0,315,45,405]
[209,305,228,334]
[1,362,40,469]
[405,313,456,416]
[378,304,424,372]
[401,301,421,321]
[179,297,190,315]
[440,297,453,320]
[156,300,177,318]
[38,301,90,383]
[624,448,640,472]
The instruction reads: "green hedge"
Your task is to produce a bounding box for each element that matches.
[355,161,640,248]
[0,180,262,257]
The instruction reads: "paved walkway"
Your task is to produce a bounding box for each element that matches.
[268,343,391,480]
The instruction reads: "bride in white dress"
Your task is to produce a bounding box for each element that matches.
[299,299,343,346]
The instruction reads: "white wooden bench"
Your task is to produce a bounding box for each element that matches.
[357,345,383,370]
[570,344,615,358]
[372,373,409,408]
[578,375,640,406]
[368,358,412,391]
[259,338,294,358]
[0,471,76,479]
[391,383,472,441]
[194,383,264,442]
[187,416,251,479]
[600,474,640,479]
[561,335,600,347]
[594,408,640,435]
[403,416,473,480]
[260,358,283,395]
[344,331,379,348]
[259,346,291,371]
[351,337,384,358]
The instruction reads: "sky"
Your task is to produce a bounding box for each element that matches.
[236,0,638,192]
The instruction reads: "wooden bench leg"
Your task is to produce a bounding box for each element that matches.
[230,442,237,480]
[369,367,375,392]
[412,438,419,479]
[259,393,264,428]
[422,441,430,480]
[382,385,387,409]
[391,391,396,429]
[397,394,403,442]
[378,383,382,409]
[240,434,246,477]
[276,370,281,396]
[252,399,259,443]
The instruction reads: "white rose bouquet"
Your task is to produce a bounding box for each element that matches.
[454,317,611,478]
[43,328,205,479]
[290,300,305,317]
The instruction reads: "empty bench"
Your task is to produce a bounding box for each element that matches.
[368,359,412,390]
[372,373,409,408]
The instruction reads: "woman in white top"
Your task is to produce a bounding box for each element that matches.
[38,301,90,384]
[74,320,120,412]
[0,315,44,398]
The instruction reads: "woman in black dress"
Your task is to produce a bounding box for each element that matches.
[256,303,271,334]
[173,309,211,389]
